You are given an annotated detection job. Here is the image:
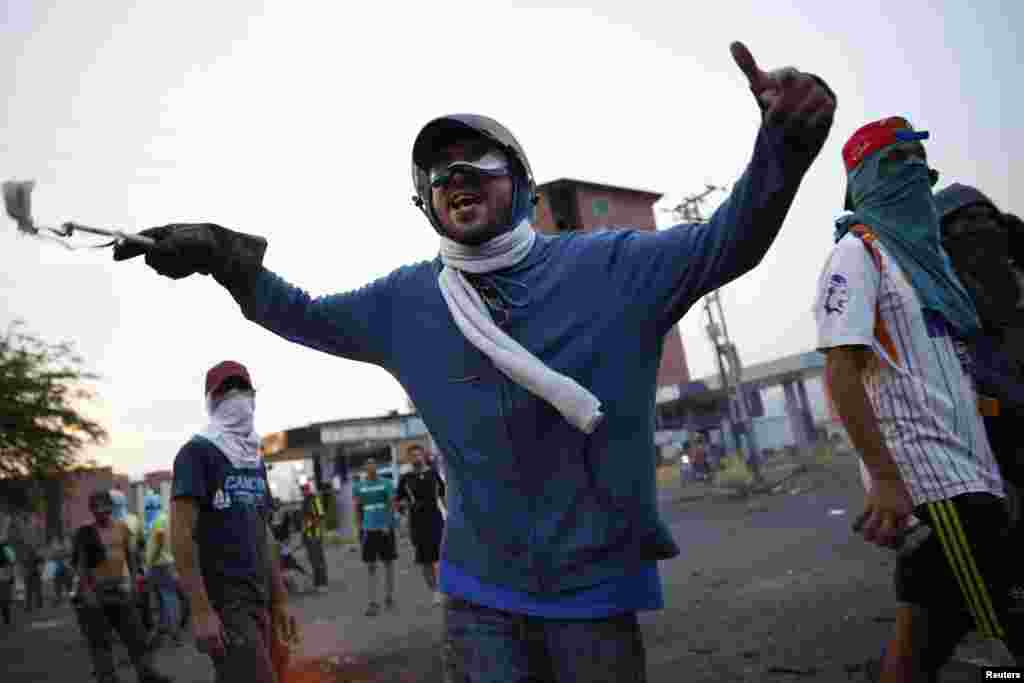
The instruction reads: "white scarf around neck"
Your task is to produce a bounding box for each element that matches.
[437,220,604,434]
[197,392,263,469]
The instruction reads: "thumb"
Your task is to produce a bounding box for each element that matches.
[730,41,767,92]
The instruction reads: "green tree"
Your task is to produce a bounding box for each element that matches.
[0,320,107,482]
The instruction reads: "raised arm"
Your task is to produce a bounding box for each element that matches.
[113,224,396,367]
[612,43,836,335]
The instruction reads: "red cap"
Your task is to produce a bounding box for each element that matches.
[205,361,252,396]
[842,116,929,172]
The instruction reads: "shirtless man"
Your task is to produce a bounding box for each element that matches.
[73,490,173,683]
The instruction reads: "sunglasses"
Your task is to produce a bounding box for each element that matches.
[429,146,510,189]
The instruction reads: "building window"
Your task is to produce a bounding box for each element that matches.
[592,198,610,218]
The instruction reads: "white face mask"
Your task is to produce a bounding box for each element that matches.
[208,390,255,432]
[199,390,261,469]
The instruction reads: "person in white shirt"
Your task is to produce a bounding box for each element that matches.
[814,116,1020,680]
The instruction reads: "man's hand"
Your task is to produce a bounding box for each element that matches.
[730,41,836,141]
[192,606,226,657]
[112,224,223,279]
[852,478,915,549]
[271,600,300,648]
[112,223,268,299]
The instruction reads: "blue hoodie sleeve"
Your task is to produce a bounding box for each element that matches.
[239,268,395,368]
[613,124,817,336]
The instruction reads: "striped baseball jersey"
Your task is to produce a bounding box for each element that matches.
[814,228,1003,506]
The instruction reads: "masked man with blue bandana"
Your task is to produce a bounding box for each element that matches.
[114,41,836,682]
[815,117,1021,681]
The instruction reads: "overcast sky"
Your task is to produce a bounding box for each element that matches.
[1,1,1018,478]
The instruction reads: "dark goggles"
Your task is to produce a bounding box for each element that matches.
[428,147,510,189]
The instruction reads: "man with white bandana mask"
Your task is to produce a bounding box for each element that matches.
[169,361,297,683]
[116,41,836,682]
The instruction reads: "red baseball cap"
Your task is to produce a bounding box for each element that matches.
[205,360,253,396]
[842,116,930,209]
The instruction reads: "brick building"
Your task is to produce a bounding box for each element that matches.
[532,178,690,388]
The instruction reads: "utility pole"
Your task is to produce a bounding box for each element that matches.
[666,186,764,484]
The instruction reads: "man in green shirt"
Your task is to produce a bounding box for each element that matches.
[352,460,398,617]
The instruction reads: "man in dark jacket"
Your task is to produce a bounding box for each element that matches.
[395,444,446,606]
[936,183,1024,493]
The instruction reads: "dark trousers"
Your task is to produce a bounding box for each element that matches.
[0,577,12,625]
[895,493,1024,675]
[24,572,43,611]
[75,582,163,682]
[303,537,328,588]
[209,602,276,683]
[54,569,74,604]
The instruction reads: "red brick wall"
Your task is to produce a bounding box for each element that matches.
[574,185,658,231]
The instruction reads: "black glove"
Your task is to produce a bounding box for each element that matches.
[113,223,267,303]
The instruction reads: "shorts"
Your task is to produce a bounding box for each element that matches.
[894,492,1023,658]
[410,507,444,565]
[361,529,397,564]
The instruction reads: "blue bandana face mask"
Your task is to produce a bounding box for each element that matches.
[840,142,981,338]
[850,152,938,241]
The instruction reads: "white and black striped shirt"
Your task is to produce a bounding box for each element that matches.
[814,231,1003,506]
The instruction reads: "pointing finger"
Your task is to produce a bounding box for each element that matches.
[730,41,766,92]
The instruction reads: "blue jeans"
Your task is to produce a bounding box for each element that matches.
[443,596,647,683]
[149,564,180,634]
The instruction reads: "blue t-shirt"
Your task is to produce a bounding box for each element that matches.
[172,436,272,607]
[441,559,663,619]
[353,478,395,531]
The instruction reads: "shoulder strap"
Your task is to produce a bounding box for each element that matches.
[847,224,884,273]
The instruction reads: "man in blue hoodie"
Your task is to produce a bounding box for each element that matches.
[115,41,835,682]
